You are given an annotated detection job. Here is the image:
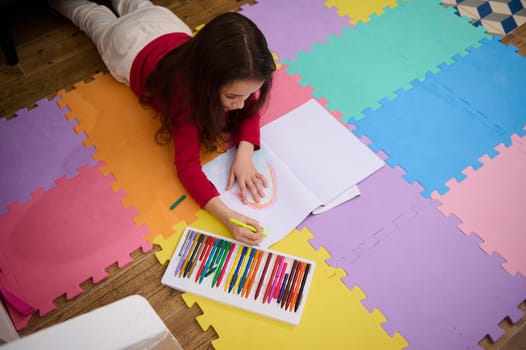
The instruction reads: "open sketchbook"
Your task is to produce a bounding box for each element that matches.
[203,99,385,247]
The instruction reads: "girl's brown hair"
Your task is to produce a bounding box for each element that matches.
[142,12,276,151]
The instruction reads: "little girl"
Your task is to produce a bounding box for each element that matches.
[49,0,276,245]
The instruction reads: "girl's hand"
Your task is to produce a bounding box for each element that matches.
[227,141,268,204]
[226,213,264,246]
[205,197,265,246]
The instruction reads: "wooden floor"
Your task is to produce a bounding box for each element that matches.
[1,1,526,349]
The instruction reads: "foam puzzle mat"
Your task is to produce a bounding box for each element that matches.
[0,97,96,215]
[177,216,408,350]
[0,162,152,329]
[342,201,525,349]
[283,0,490,121]
[1,0,525,348]
[432,134,526,277]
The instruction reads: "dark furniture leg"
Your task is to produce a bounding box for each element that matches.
[0,8,19,65]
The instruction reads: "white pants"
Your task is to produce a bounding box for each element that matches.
[49,0,192,85]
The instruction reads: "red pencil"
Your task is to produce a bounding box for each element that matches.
[266,256,284,303]
[194,237,215,283]
[254,252,273,301]
[262,255,281,304]
[273,261,288,299]
[199,236,212,261]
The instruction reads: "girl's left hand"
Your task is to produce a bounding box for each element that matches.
[227,141,268,204]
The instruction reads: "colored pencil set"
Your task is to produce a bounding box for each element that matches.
[162,226,316,325]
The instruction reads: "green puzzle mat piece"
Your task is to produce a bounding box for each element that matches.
[175,218,408,349]
[285,0,489,121]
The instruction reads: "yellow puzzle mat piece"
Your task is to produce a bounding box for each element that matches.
[57,73,219,242]
[326,0,404,24]
[153,220,189,265]
[160,220,409,349]
[153,210,232,265]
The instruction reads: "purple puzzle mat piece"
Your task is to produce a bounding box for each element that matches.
[240,0,352,62]
[0,97,96,214]
[343,203,526,349]
[299,162,429,264]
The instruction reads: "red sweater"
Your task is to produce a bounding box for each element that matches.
[130,33,261,207]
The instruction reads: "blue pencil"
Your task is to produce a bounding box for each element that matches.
[228,246,248,293]
[277,273,289,303]
[205,239,225,277]
[174,231,196,276]
[237,248,256,294]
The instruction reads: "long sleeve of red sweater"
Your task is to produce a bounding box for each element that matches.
[173,112,261,208]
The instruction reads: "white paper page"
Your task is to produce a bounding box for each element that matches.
[202,144,321,247]
[311,184,360,215]
[262,99,384,205]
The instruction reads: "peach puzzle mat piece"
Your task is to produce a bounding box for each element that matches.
[0,162,152,330]
[432,134,526,277]
[179,222,408,349]
[57,73,205,241]
[326,0,403,24]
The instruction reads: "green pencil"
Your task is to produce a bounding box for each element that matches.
[212,241,231,287]
[169,194,186,210]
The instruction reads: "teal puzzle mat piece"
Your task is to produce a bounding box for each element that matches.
[284,0,489,122]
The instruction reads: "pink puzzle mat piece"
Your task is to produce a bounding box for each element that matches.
[432,133,526,277]
[260,65,314,126]
[0,162,152,330]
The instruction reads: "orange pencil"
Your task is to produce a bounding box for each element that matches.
[281,260,298,308]
[294,263,311,312]
[288,262,307,311]
[242,250,262,298]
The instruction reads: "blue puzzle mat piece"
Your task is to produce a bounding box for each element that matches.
[430,36,526,141]
[353,78,508,197]
[284,0,489,121]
